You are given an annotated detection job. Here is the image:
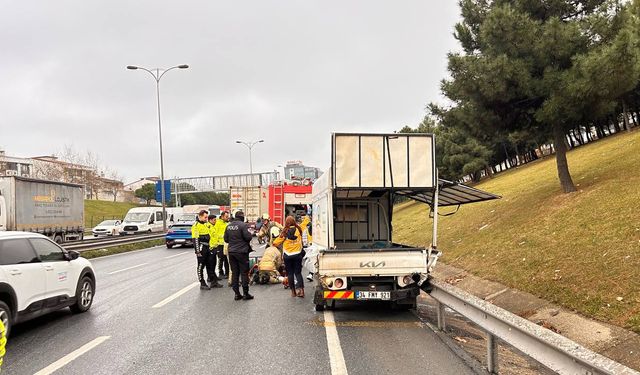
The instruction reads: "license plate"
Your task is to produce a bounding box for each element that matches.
[356,291,391,300]
[175,239,185,243]
[126,232,134,235]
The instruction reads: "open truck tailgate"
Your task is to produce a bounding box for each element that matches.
[318,249,428,277]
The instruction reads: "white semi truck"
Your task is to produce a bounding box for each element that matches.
[0,176,85,243]
[311,133,499,311]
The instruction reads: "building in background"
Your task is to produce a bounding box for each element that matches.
[0,150,33,177]
[283,161,322,181]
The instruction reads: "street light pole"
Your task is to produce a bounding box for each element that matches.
[127,64,188,232]
[236,140,264,175]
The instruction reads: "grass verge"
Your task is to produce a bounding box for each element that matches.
[394,131,640,334]
[84,200,140,228]
[80,239,165,259]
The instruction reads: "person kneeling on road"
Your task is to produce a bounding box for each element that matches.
[192,210,222,290]
[224,210,254,301]
[254,229,284,285]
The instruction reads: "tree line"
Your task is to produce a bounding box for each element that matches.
[401,0,640,193]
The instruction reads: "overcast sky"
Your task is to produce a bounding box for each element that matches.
[0,1,460,183]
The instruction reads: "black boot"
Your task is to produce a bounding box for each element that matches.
[210,281,223,288]
[233,287,242,301]
[242,287,254,300]
[200,283,211,290]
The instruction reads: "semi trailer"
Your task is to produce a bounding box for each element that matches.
[0,176,85,243]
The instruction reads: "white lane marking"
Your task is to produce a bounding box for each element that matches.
[323,310,349,375]
[107,263,149,275]
[152,282,200,309]
[34,336,111,375]
[164,251,190,259]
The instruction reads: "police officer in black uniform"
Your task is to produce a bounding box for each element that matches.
[223,211,254,300]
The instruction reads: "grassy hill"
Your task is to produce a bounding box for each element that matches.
[394,131,640,333]
[84,200,140,228]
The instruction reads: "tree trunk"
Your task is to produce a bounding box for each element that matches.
[622,99,632,132]
[553,125,577,193]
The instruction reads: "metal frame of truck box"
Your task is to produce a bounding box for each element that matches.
[311,133,500,311]
[0,176,85,243]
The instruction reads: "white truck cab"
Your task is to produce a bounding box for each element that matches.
[120,207,165,234]
[311,133,499,311]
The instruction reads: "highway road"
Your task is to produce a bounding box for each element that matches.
[4,244,477,375]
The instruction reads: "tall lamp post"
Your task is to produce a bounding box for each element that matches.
[235,140,264,175]
[127,64,189,232]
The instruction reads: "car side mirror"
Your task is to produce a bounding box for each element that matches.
[66,250,80,261]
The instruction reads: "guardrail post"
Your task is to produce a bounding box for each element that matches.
[486,331,498,374]
[436,301,446,331]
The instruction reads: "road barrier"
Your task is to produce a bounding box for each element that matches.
[64,233,165,252]
[428,279,640,375]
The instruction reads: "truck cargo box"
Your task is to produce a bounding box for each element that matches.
[0,176,84,242]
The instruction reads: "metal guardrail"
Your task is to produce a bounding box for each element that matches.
[428,279,640,375]
[64,233,165,252]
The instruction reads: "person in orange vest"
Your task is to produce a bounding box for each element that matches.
[273,216,305,298]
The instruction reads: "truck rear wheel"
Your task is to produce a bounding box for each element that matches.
[315,303,325,312]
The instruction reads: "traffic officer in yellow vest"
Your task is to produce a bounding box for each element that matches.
[206,214,223,285]
[211,210,230,279]
[192,210,222,290]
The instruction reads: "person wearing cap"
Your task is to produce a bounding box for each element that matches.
[192,210,219,290]
[223,210,254,300]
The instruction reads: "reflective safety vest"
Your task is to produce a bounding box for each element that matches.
[191,221,211,240]
[0,319,6,370]
[258,246,283,272]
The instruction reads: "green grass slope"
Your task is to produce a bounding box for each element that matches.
[394,131,640,333]
[84,200,140,228]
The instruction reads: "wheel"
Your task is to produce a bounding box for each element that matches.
[70,276,95,314]
[53,235,63,244]
[315,303,325,312]
[93,234,98,237]
[166,243,173,249]
[0,301,12,338]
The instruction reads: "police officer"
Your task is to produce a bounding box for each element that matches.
[206,214,223,286]
[223,210,254,300]
[211,210,230,279]
[192,210,221,290]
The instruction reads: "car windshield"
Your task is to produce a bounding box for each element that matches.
[99,220,119,226]
[124,213,149,222]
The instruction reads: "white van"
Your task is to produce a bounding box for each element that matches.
[120,207,165,235]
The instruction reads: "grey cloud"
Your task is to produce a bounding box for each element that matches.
[0,0,459,182]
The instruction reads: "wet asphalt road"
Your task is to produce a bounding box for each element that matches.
[4,244,476,375]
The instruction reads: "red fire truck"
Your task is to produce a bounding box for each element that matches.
[268,181,313,225]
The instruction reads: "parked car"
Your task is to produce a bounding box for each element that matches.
[0,231,96,336]
[165,223,194,249]
[92,220,122,237]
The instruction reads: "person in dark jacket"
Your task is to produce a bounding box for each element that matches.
[223,211,254,301]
